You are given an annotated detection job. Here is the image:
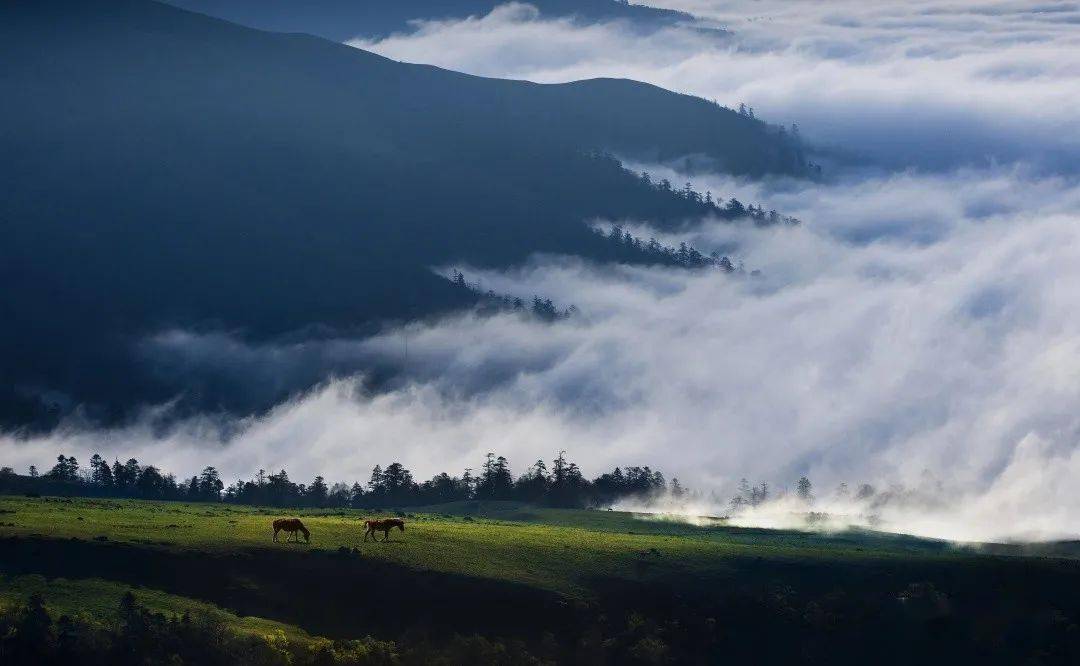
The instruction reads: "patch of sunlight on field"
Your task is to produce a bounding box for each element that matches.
[0,573,310,643]
[0,496,972,596]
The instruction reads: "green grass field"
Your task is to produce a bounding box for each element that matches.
[3,495,1080,664]
[0,496,982,597]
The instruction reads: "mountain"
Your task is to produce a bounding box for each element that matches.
[164,0,697,42]
[1,0,807,426]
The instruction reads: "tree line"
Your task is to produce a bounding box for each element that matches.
[727,475,818,510]
[729,102,823,177]
[726,475,894,511]
[1,457,896,517]
[636,170,801,227]
[0,451,675,510]
[597,223,738,271]
[446,270,578,322]
[447,219,755,316]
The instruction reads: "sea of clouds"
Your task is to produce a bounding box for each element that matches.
[353,0,1080,173]
[7,165,1080,541]
[5,1,1080,542]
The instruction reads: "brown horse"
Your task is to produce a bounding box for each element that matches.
[272,518,310,543]
[363,518,405,542]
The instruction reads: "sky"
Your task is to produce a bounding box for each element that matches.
[5,1,1080,542]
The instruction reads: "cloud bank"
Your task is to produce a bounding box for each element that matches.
[5,2,1080,544]
[352,1,1080,171]
[6,163,1080,542]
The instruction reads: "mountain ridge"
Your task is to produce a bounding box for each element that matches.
[1,0,805,426]
[163,0,699,42]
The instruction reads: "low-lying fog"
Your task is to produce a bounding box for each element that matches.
[6,1,1080,544]
[7,164,1080,543]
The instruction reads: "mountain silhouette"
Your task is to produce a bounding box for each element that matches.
[164,0,698,42]
[1,0,806,426]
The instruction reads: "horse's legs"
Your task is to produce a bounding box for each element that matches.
[273,527,279,542]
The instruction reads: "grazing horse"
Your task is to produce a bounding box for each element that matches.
[364,518,405,542]
[272,518,310,543]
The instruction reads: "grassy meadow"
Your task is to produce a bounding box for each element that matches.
[0,496,978,596]
[3,495,1080,664]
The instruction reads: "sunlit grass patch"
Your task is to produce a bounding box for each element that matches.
[0,495,977,598]
[0,573,311,644]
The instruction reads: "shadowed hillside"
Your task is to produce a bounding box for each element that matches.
[1,0,806,427]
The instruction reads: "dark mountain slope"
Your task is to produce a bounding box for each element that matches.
[1,0,804,425]
[164,0,696,42]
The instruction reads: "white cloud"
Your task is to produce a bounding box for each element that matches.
[6,165,1080,542]
[352,1,1080,171]
[5,2,1080,544]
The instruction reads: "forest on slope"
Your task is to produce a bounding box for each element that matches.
[1,0,808,427]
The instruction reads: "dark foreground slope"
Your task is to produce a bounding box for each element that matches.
[2,497,1080,664]
[0,0,805,426]
[165,0,697,42]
